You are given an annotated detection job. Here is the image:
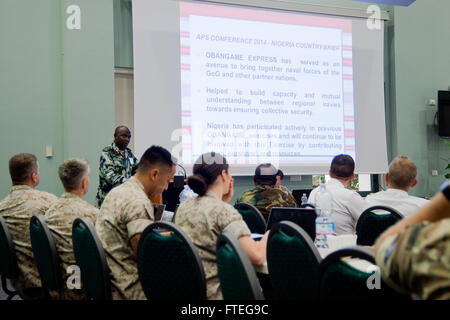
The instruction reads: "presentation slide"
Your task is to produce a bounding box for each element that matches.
[133,0,388,175]
[180,2,355,168]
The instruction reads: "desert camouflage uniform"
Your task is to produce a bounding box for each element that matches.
[376,218,450,299]
[95,176,154,300]
[175,191,251,300]
[96,142,138,208]
[236,185,297,220]
[45,192,98,300]
[0,185,57,289]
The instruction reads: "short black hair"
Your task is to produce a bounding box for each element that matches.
[254,163,278,186]
[138,145,175,173]
[330,154,355,180]
[114,125,130,137]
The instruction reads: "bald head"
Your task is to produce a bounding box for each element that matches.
[114,126,131,150]
[387,156,418,190]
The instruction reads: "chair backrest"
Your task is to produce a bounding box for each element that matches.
[356,206,403,246]
[317,246,405,300]
[216,232,264,300]
[267,221,321,300]
[234,202,266,234]
[29,215,64,299]
[137,221,206,300]
[266,207,316,240]
[72,217,112,300]
[0,216,18,280]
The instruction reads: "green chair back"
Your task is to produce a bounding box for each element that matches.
[356,206,403,246]
[235,203,266,234]
[72,218,111,300]
[137,221,206,300]
[267,221,321,299]
[0,216,17,279]
[29,215,64,299]
[317,246,406,300]
[216,232,264,300]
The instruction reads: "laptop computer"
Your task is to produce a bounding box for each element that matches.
[266,207,317,241]
[152,204,166,221]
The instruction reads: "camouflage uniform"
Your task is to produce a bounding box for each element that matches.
[376,218,450,299]
[95,176,154,300]
[175,191,251,300]
[45,192,98,300]
[0,185,57,290]
[96,142,138,208]
[236,184,297,220]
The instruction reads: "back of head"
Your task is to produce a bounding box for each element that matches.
[9,153,38,184]
[188,152,229,197]
[330,154,355,180]
[254,163,278,186]
[137,145,175,174]
[58,158,89,192]
[388,156,417,189]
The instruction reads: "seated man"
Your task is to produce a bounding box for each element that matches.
[308,154,368,235]
[95,145,175,300]
[0,153,57,290]
[365,156,429,217]
[236,163,297,221]
[45,158,98,300]
[375,180,450,299]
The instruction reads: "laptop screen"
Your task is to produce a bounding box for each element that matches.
[266,207,317,240]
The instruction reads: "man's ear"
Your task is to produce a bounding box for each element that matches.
[411,179,418,188]
[81,177,89,193]
[31,172,38,186]
[149,168,159,181]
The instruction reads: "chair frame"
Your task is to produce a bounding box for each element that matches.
[267,221,321,299]
[316,245,376,299]
[137,221,206,300]
[72,217,112,300]
[0,216,44,300]
[216,232,264,300]
[356,205,403,245]
[29,215,64,300]
[234,202,267,232]
[0,216,19,300]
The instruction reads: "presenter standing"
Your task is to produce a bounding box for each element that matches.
[96,126,139,207]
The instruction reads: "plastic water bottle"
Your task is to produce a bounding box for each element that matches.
[301,193,308,206]
[179,185,198,203]
[314,184,335,248]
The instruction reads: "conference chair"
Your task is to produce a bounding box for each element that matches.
[267,221,321,300]
[0,217,43,300]
[316,246,407,300]
[234,202,267,234]
[29,215,64,300]
[356,206,403,246]
[72,218,112,300]
[137,221,206,300]
[216,232,264,300]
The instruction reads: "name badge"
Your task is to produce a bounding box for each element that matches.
[129,157,134,165]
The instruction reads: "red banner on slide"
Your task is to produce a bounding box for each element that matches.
[180,2,352,32]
